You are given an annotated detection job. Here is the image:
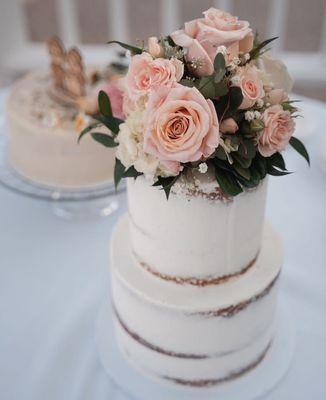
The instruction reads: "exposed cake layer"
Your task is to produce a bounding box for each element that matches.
[6,72,115,188]
[128,175,267,281]
[111,215,282,384]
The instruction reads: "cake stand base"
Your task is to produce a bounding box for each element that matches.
[95,296,295,400]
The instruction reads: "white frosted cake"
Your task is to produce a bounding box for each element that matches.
[111,176,282,386]
[87,6,308,389]
[6,71,116,188]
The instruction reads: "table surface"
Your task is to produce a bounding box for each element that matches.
[0,89,326,400]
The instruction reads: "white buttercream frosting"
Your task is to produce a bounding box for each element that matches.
[128,174,268,280]
[111,215,282,384]
[6,71,115,188]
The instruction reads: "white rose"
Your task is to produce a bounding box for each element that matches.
[258,54,293,92]
[116,123,138,168]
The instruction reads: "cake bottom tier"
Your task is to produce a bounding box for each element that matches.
[111,214,282,386]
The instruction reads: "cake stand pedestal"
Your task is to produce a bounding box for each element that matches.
[95,296,295,400]
[0,134,125,219]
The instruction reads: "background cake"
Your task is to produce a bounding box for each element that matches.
[6,38,126,188]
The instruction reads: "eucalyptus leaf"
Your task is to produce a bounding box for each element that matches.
[215,81,229,97]
[229,86,243,111]
[114,158,126,189]
[250,119,265,132]
[153,175,179,200]
[289,136,310,165]
[232,153,252,168]
[214,146,227,161]
[107,40,142,55]
[94,115,122,136]
[198,76,215,98]
[90,132,118,147]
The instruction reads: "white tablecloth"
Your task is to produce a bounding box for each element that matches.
[0,89,325,400]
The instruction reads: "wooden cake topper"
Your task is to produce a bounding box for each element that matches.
[46,37,86,103]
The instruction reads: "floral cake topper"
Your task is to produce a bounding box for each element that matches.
[79,8,309,198]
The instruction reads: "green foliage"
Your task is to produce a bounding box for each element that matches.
[78,122,102,143]
[249,37,278,60]
[289,136,310,165]
[153,175,180,200]
[114,158,126,189]
[90,132,118,147]
[107,40,142,55]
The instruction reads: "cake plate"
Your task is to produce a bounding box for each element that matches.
[95,296,295,400]
[0,134,125,219]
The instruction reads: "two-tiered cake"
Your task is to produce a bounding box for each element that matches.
[111,175,282,386]
[80,7,308,387]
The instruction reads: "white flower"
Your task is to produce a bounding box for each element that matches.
[233,57,241,65]
[116,110,160,179]
[244,53,250,61]
[256,98,264,108]
[258,53,293,92]
[198,162,208,174]
[217,45,227,55]
[245,111,255,121]
[253,110,262,119]
[230,75,240,85]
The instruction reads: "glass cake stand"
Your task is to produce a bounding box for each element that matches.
[0,133,125,219]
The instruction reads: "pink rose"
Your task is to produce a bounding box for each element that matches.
[100,80,125,120]
[143,84,220,173]
[258,105,295,157]
[126,52,184,100]
[170,8,252,77]
[267,89,289,106]
[220,118,238,134]
[148,36,164,58]
[235,65,264,109]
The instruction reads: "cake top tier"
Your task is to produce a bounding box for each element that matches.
[80,7,309,199]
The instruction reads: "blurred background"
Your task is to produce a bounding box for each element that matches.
[0,0,326,101]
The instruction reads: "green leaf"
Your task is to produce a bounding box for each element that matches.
[215,81,229,97]
[114,158,126,189]
[153,175,179,200]
[214,146,227,161]
[238,139,257,160]
[214,52,226,71]
[78,122,102,143]
[107,40,142,55]
[232,153,252,168]
[90,132,118,147]
[213,164,243,196]
[252,154,267,179]
[267,165,292,176]
[289,136,310,165]
[250,36,278,59]
[229,86,243,112]
[269,152,286,170]
[198,76,215,98]
[233,163,251,180]
[180,78,198,88]
[94,115,122,136]
[98,90,112,117]
[213,53,226,83]
[122,166,143,179]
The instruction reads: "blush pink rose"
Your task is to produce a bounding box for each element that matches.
[220,118,238,134]
[235,65,265,109]
[258,105,295,157]
[170,8,252,77]
[143,84,220,173]
[126,52,184,100]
